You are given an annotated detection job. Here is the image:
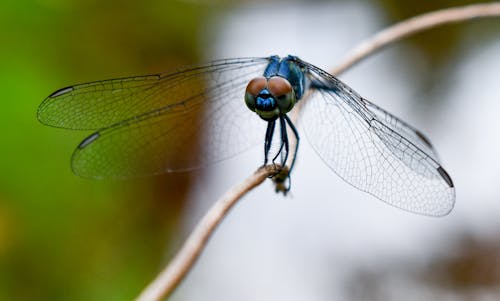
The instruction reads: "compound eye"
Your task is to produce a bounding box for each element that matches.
[267,76,292,97]
[245,76,267,96]
[268,76,295,112]
[245,77,267,112]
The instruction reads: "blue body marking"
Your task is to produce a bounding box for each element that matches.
[255,88,276,111]
[263,55,306,100]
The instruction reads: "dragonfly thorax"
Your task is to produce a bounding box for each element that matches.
[245,76,296,121]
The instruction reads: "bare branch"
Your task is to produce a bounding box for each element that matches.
[136,3,500,300]
[137,165,279,301]
[331,2,500,76]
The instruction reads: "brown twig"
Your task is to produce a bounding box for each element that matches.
[331,2,500,75]
[136,3,500,300]
[137,165,279,301]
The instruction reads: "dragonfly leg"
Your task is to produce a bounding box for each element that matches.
[279,116,289,166]
[264,120,276,165]
[271,118,287,165]
[284,114,299,174]
[272,116,292,194]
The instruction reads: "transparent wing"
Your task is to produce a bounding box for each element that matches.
[297,59,455,216]
[58,58,271,178]
[364,100,440,162]
[38,58,269,130]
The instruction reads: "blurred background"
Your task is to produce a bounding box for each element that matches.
[1,0,500,300]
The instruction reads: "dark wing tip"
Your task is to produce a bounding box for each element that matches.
[71,132,101,178]
[437,166,454,188]
[415,130,434,149]
[48,86,74,98]
[78,132,100,149]
[38,86,74,125]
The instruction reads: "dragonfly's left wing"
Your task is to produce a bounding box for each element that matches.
[295,58,455,216]
[65,58,272,178]
[38,58,270,130]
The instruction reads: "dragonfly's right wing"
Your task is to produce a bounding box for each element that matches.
[38,58,270,130]
[40,58,272,178]
[296,58,455,216]
[363,100,441,163]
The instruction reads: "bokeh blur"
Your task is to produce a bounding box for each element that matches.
[1,0,500,300]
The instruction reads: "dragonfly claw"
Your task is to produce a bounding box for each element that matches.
[272,165,291,195]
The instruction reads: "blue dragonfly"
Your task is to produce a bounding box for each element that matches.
[38,55,455,216]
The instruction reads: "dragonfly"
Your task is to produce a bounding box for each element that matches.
[38,55,455,216]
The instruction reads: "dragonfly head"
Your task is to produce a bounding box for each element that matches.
[245,76,296,121]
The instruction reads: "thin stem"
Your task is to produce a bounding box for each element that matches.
[331,2,500,76]
[137,3,500,300]
[137,165,279,301]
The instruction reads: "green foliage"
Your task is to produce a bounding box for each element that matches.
[0,0,202,299]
